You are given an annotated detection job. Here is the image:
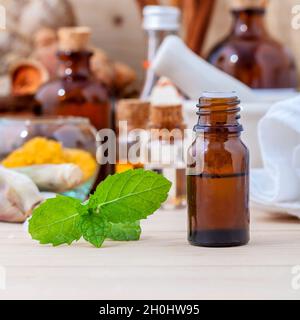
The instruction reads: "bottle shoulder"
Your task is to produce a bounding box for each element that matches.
[207,34,298,88]
[208,35,295,64]
[189,135,249,153]
[187,135,249,174]
[36,78,110,103]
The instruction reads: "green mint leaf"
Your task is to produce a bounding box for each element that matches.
[29,195,82,246]
[79,214,111,248]
[89,169,171,223]
[108,221,141,241]
[29,169,171,248]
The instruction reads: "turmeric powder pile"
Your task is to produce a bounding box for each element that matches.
[2,137,97,181]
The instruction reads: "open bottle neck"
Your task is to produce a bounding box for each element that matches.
[194,95,243,134]
[57,50,93,80]
[230,8,268,38]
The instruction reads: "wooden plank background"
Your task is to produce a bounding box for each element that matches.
[69,0,300,87]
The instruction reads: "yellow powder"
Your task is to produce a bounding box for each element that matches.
[2,137,64,167]
[2,137,97,181]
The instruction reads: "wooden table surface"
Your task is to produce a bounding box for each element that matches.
[0,207,300,300]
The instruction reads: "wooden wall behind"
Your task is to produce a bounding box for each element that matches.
[69,0,146,86]
[70,0,300,87]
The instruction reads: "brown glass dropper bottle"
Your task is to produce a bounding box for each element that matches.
[187,92,250,247]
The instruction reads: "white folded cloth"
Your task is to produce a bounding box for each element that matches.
[251,95,300,217]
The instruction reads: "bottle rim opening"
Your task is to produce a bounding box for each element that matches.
[201,91,238,99]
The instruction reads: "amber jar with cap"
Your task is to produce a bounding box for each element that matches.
[35,27,113,183]
[146,104,186,209]
[187,92,249,247]
[207,0,298,89]
[116,99,150,173]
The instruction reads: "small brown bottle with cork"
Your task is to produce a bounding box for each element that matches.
[35,27,113,183]
[147,104,186,209]
[187,92,249,247]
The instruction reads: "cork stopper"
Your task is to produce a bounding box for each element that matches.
[149,104,186,139]
[117,99,150,131]
[231,0,269,10]
[58,27,91,52]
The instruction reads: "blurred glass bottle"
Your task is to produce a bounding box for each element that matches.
[116,99,150,173]
[141,6,181,100]
[207,0,298,89]
[146,104,186,209]
[35,27,113,183]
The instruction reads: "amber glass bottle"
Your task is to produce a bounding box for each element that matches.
[207,0,298,89]
[35,27,113,182]
[187,92,249,247]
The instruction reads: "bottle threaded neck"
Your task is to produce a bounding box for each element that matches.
[194,92,242,133]
[197,92,240,111]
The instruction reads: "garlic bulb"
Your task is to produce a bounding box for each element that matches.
[0,0,76,75]
[0,167,43,223]
[13,164,84,192]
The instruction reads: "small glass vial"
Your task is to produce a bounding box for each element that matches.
[116,99,150,173]
[187,92,249,247]
[146,104,186,209]
[141,6,181,100]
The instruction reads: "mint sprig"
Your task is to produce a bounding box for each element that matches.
[28,169,171,248]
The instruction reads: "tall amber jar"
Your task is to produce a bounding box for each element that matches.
[207,0,298,89]
[187,92,249,247]
[35,27,113,183]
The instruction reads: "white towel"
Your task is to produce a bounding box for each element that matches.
[251,95,300,217]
